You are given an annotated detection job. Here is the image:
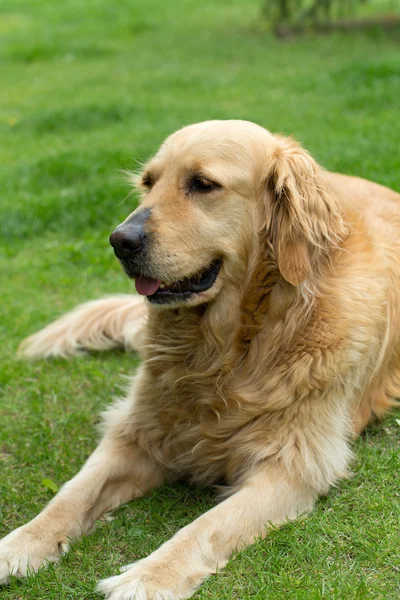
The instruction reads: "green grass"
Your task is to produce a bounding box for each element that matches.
[1,1,400,598]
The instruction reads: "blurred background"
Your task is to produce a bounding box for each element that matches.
[1,1,400,598]
[2,0,400,280]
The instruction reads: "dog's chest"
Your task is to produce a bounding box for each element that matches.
[134,361,254,484]
[134,314,276,484]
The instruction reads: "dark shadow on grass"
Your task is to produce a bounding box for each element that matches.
[3,42,114,64]
[24,104,146,135]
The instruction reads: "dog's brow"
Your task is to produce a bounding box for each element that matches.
[189,167,222,184]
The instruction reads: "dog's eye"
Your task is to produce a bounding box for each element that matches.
[189,176,220,194]
[141,174,154,189]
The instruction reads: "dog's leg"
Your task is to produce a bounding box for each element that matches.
[18,295,147,358]
[0,433,164,584]
[97,467,316,600]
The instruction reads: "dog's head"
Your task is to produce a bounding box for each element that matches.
[110,120,346,307]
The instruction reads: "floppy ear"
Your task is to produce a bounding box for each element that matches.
[265,137,347,286]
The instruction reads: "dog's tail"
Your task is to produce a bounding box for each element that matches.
[18,295,147,359]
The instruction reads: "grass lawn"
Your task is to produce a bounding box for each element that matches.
[1,0,400,598]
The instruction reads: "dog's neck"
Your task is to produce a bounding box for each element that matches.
[145,236,285,376]
[239,235,281,346]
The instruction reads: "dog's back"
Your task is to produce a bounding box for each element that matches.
[327,172,400,430]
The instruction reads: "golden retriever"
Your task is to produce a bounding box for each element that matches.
[1,120,399,599]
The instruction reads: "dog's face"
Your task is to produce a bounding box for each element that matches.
[110,120,345,307]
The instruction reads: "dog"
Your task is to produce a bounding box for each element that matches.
[1,120,399,599]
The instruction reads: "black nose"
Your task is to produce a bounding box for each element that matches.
[110,209,150,259]
[109,226,143,258]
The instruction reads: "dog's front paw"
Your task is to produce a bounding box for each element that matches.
[97,576,174,600]
[97,556,210,600]
[0,525,69,585]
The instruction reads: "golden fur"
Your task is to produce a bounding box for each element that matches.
[1,120,400,599]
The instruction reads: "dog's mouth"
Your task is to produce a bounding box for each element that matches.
[133,259,222,305]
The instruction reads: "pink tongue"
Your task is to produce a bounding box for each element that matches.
[135,276,160,296]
